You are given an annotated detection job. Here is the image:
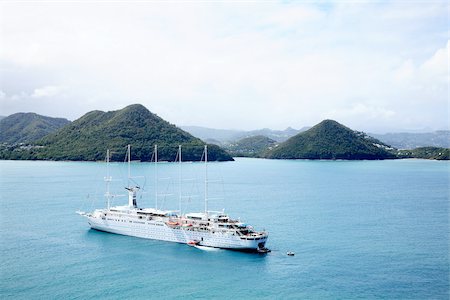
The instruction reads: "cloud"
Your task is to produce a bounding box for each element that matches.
[322,103,396,132]
[325,103,395,119]
[31,85,64,98]
[391,40,448,96]
[393,60,415,83]
[265,5,325,28]
[421,40,449,77]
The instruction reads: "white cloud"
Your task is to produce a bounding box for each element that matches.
[393,60,415,83]
[265,5,325,28]
[421,40,449,77]
[31,85,64,98]
[322,103,396,132]
[325,103,395,119]
[390,40,448,98]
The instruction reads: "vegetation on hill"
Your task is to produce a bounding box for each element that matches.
[265,120,396,160]
[226,135,277,157]
[397,147,449,160]
[0,104,232,162]
[0,113,70,144]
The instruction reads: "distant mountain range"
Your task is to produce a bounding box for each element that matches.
[180,126,308,144]
[0,113,70,144]
[0,105,232,162]
[369,131,450,149]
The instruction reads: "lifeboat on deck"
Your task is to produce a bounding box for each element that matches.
[166,221,180,227]
[187,240,200,246]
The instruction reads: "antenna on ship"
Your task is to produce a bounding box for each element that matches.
[204,144,208,217]
[154,144,158,210]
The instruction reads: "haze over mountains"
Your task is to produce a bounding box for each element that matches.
[370,132,450,149]
[180,126,308,144]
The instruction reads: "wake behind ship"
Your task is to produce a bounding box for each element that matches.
[77,145,269,252]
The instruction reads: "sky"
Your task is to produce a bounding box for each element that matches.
[0,1,448,133]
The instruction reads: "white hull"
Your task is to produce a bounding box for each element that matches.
[86,215,267,250]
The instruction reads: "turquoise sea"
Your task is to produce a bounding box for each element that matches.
[0,158,449,299]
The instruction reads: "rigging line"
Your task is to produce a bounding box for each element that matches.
[117,146,128,190]
[79,154,109,212]
[216,161,227,210]
[127,144,131,185]
[185,171,201,213]
[148,150,155,208]
[200,150,205,164]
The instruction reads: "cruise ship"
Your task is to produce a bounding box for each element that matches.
[78,145,269,252]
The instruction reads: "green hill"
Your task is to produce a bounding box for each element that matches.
[226,135,277,157]
[0,113,70,144]
[1,104,232,162]
[265,120,396,160]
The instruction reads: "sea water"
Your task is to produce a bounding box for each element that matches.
[0,158,448,299]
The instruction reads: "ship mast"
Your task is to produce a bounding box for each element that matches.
[154,144,158,210]
[178,145,182,215]
[127,144,131,182]
[126,144,138,208]
[105,149,112,210]
[204,144,208,217]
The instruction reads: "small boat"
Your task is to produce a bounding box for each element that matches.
[257,247,271,254]
[287,251,295,256]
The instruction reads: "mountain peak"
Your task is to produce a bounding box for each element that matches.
[316,119,344,128]
[35,104,233,162]
[122,103,149,112]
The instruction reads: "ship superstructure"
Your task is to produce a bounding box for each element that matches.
[78,145,268,251]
